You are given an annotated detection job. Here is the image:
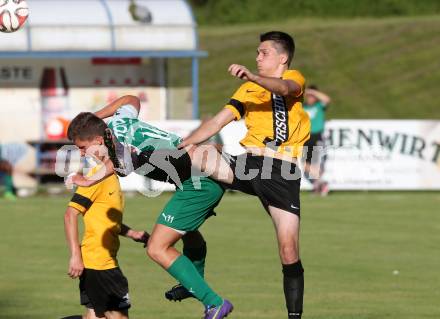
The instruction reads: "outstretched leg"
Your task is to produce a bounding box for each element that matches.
[185,145,234,185]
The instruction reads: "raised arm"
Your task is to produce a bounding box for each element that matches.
[178,108,236,148]
[95,95,140,119]
[64,206,84,279]
[65,159,114,188]
[305,88,331,105]
[228,64,301,97]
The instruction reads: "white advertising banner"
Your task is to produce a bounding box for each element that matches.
[219,119,440,190]
[323,120,440,190]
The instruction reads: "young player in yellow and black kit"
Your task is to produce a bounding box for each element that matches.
[66,101,232,319]
[64,143,147,319]
[180,31,310,319]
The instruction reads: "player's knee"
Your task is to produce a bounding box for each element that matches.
[279,244,299,263]
[146,242,162,262]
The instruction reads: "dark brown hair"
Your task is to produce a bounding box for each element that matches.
[67,112,107,141]
[260,31,295,66]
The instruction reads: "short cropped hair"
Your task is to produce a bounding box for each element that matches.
[260,31,295,66]
[67,112,107,141]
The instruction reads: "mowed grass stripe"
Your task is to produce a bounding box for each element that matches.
[0,191,439,318]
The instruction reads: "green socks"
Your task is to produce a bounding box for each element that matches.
[167,255,222,307]
[4,174,14,193]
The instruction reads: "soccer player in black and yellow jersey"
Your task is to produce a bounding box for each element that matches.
[64,134,147,319]
[179,31,310,319]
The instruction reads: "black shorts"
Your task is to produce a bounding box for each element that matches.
[303,132,324,164]
[79,267,130,317]
[133,149,192,188]
[224,153,301,216]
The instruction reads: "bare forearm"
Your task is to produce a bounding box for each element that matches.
[64,209,81,258]
[228,64,300,97]
[95,95,140,119]
[306,88,331,104]
[252,75,288,96]
[252,75,301,97]
[120,223,131,236]
[72,161,114,187]
[120,223,149,244]
[184,121,220,145]
[181,108,235,147]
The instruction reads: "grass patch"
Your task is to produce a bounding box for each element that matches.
[1,191,439,318]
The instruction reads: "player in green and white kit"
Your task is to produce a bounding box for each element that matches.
[68,95,233,318]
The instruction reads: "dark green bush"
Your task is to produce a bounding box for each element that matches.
[189,0,440,25]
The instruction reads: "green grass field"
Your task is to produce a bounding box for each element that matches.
[1,191,439,319]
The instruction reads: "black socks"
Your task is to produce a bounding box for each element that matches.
[282,260,304,319]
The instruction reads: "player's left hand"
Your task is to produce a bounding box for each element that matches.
[228,64,256,81]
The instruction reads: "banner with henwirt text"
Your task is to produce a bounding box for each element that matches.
[322,120,440,190]
[220,120,440,190]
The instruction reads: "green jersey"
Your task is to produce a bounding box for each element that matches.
[106,105,225,234]
[107,104,192,187]
[303,101,326,134]
[108,104,182,152]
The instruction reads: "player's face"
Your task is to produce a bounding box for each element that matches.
[74,137,106,159]
[256,40,287,76]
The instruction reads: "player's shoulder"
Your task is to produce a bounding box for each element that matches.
[283,69,305,81]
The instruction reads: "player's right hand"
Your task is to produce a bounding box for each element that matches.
[228,64,255,81]
[68,256,84,279]
[65,173,77,190]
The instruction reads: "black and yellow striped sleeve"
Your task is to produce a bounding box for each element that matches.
[226,99,245,120]
[224,84,248,120]
[68,184,98,213]
[69,193,92,212]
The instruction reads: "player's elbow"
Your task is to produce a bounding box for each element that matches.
[124,95,141,111]
[210,109,235,132]
[64,210,72,228]
[279,85,291,97]
[64,207,79,223]
[64,209,72,220]
[285,81,302,97]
